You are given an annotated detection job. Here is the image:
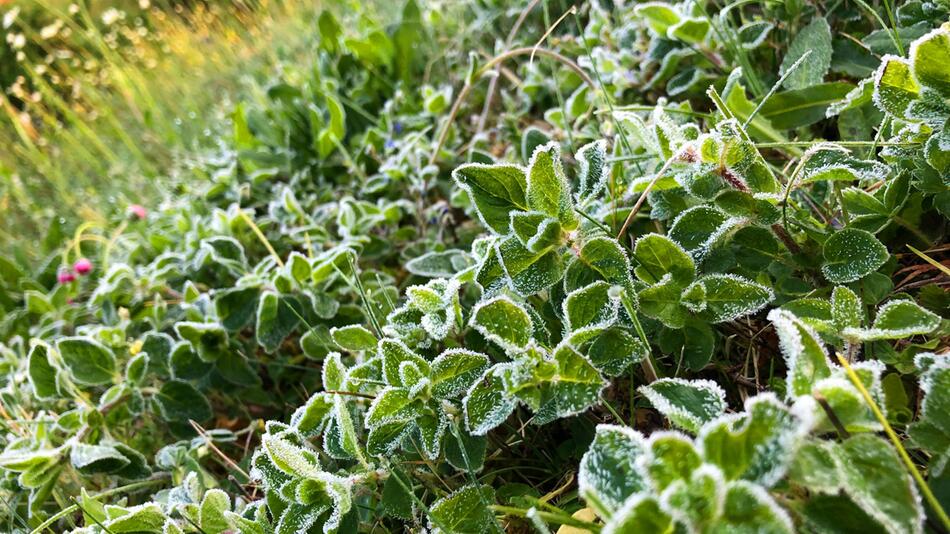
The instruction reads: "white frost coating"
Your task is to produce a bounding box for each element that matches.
[261,433,322,479]
[697,273,775,323]
[827,78,873,117]
[322,352,345,391]
[469,295,534,353]
[577,424,647,514]
[562,280,620,332]
[639,378,727,433]
[526,217,560,252]
[799,142,891,184]
[525,507,553,534]
[697,392,812,488]
[575,139,609,203]
[871,54,916,115]
[450,161,528,235]
[916,352,949,393]
[768,308,835,399]
[691,216,744,261]
[841,299,942,341]
[364,386,414,429]
[463,364,520,436]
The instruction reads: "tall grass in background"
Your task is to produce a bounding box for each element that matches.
[0,0,319,263]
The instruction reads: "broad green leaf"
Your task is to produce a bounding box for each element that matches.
[564,281,618,330]
[291,393,334,437]
[199,489,231,533]
[578,424,648,518]
[634,233,695,285]
[768,309,833,398]
[428,484,499,534]
[842,299,941,341]
[602,495,675,533]
[573,237,635,290]
[405,250,473,278]
[640,378,727,433]
[832,286,864,332]
[821,229,888,283]
[174,321,228,362]
[634,2,681,35]
[452,163,528,234]
[575,139,608,202]
[587,327,647,377]
[668,206,730,253]
[322,352,346,391]
[760,82,855,129]
[431,349,489,399]
[464,365,518,435]
[526,142,577,229]
[510,211,562,253]
[873,56,919,118]
[366,387,417,428]
[692,274,774,323]
[28,344,58,399]
[103,504,165,533]
[718,481,793,533]
[700,394,805,487]
[799,144,890,184]
[669,17,710,44]
[381,472,414,520]
[834,434,924,534]
[256,292,302,353]
[536,345,606,423]
[496,235,564,296]
[416,411,448,460]
[911,28,950,98]
[800,494,888,534]
[155,380,212,422]
[70,443,130,475]
[470,297,532,351]
[56,337,116,386]
[638,275,689,329]
[641,432,703,492]
[379,339,430,387]
[788,440,841,494]
[908,356,950,474]
[657,319,715,371]
[215,286,261,331]
[445,426,487,473]
[330,324,377,351]
[780,18,832,90]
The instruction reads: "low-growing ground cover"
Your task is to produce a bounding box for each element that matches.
[1,1,949,533]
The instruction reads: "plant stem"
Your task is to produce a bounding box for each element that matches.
[490,505,602,531]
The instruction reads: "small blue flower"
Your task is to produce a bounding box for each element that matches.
[384,139,396,150]
[393,121,404,134]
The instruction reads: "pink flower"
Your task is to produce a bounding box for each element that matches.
[57,269,76,284]
[73,258,93,275]
[128,204,147,220]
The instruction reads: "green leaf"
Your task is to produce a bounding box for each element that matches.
[564,281,618,330]
[103,503,165,533]
[789,440,841,494]
[657,319,715,371]
[538,345,606,422]
[821,229,889,283]
[587,327,647,377]
[215,286,261,331]
[908,356,950,475]
[573,237,635,290]
[634,2,681,35]
[379,339,430,387]
[843,299,942,341]
[200,489,231,533]
[366,387,417,428]
[256,292,302,353]
[470,296,533,351]
[800,494,888,534]
[575,139,608,202]
[431,349,489,399]
[56,337,116,386]
[834,434,924,534]
[718,481,793,533]
[799,144,890,184]
[692,274,774,323]
[668,206,730,252]
[640,378,727,433]
[381,472,414,520]
[780,18,832,90]
[452,163,528,234]
[603,495,675,533]
[464,365,518,435]
[760,82,855,129]
[28,344,58,399]
[768,309,833,398]
[155,380,212,422]
[831,286,864,331]
[291,392,334,437]
[70,443,130,475]
[700,394,805,487]
[445,426,487,473]
[873,56,919,118]
[578,424,648,518]
[526,142,577,230]
[633,233,695,285]
[911,28,950,98]
[330,324,378,351]
[496,235,564,296]
[175,321,228,362]
[638,275,689,329]
[428,484,499,534]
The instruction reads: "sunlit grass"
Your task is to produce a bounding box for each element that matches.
[0,0,318,260]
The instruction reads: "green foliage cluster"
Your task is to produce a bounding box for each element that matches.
[1,1,949,532]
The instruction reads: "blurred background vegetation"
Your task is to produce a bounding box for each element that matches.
[0,0,321,262]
